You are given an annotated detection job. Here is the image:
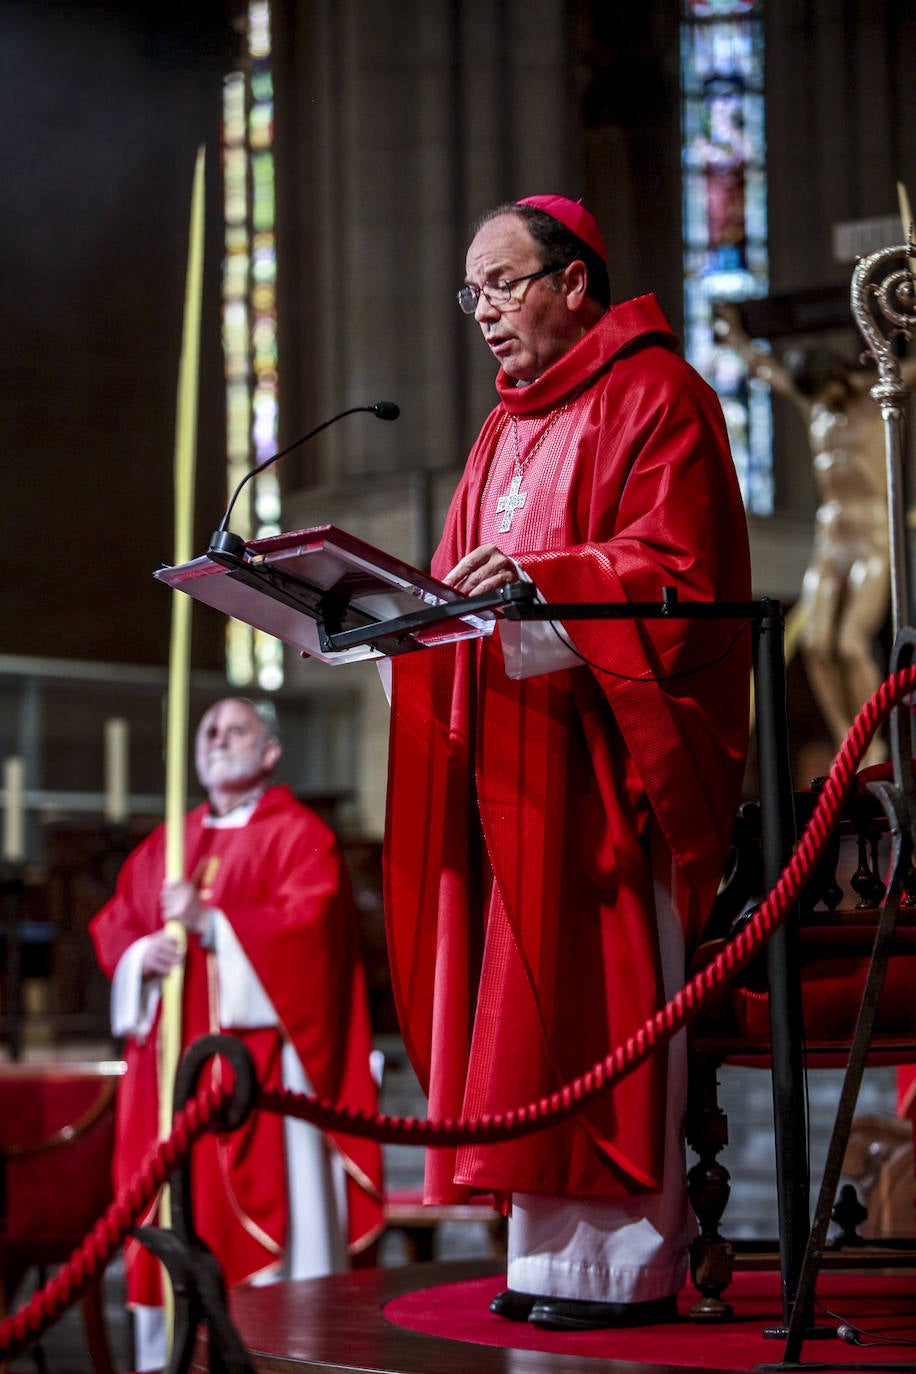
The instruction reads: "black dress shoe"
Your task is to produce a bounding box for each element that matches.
[488,1289,541,1321]
[527,1293,678,1330]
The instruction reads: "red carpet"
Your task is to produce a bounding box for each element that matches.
[383,1270,916,1370]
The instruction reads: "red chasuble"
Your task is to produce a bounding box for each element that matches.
[90,785,383,1304]
[385,295,751,1204]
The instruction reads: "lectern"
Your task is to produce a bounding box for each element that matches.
[155,524,501,664]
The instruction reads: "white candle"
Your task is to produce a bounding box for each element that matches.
[104,718,129,824]
[3,757,25,863]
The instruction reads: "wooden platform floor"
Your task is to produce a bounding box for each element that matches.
[208,1259,740,1374]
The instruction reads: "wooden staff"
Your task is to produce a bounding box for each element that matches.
[158,143,206,1231]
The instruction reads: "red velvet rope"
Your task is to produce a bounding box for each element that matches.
[2,662,914,1357]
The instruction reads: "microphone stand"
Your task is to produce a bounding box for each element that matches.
[209,403,399,563]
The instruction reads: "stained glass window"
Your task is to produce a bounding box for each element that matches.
[681,0,772,513]
[221,0,283,688]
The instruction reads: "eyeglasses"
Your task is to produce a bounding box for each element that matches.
[457,264,563,315]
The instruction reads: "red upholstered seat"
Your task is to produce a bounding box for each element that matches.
[0,1060,125,1372]
[692,919,916,1057]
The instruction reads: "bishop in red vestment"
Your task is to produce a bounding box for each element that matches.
[384,196,750,1328]
[91,699,383,1367]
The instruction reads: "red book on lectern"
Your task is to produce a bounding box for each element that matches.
[154,524,495,665]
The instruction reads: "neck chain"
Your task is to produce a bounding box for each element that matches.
[495,384,587,534]
[510,408,560,478]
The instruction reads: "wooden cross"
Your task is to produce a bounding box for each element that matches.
[495,472,527,532]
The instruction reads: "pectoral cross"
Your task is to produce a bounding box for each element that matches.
[495,471,527,533]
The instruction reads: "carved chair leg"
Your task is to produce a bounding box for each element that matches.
[80,1274,115,1374]
[686,1054,734,1321]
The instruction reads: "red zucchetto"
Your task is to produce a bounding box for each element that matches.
[514,194,607,262]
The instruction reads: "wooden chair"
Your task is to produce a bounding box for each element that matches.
[686,766,916,1323]
[0,1060,125,1372]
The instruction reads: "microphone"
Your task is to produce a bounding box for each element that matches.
[837,1325,861,1345]
[210,402,400,559]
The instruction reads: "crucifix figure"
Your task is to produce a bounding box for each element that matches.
[716,301,916,767]
[496,472,528,533]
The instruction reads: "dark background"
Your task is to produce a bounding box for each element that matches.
[1,0,236,668]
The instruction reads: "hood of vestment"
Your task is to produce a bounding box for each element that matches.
[493,294,678,415]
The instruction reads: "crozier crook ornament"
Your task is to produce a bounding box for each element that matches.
[850,233,916,636]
